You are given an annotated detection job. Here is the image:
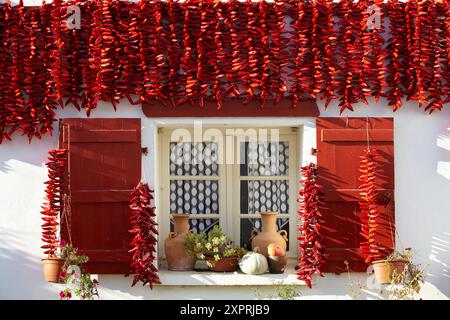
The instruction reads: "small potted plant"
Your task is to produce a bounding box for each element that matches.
[372,248,425,291]
[185,225,246,272]
[57,241,100,300]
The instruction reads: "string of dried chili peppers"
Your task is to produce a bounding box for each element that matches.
[297,163,324,288]
[0,4,6,143]
[320,0,338,108]
[358,148,382,263]
[439,0,450,104]
[291,0,311,108]
[386,0,404,111]
[0,1,450,144]
[41,149,68,257]
[129,182,161,289]
[154,0,169,104]
[425,0,444,113]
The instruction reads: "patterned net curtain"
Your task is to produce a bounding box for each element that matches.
[169,142,220,234]
[240,141,290,249]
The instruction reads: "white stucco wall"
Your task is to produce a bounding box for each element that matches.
[1,96,450,300]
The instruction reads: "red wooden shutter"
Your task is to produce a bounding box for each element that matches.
[60,119,141,274]
[316,118,395,273]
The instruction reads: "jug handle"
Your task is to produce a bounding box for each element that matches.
[250,230,258,240]
[279,230,288,242]
[168,232,176,239]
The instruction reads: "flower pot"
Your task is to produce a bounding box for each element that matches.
[251,212,288,257]
[164,214,196,271]
[372,260,407,284]
[207,257,239,272]
[42,257,64,282]
[267,255,288,274]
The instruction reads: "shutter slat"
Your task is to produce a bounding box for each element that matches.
[72,190,134,203]
[324,189,395,202]
[321,129,393,142]
[69,129,138,143]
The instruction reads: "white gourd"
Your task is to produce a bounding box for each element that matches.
[238,248,268,275]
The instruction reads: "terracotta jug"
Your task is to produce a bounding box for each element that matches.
[251,212,288,257]
[165,214,196,271]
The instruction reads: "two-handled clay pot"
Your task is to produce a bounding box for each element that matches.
[251,212,288,257]
[164,214,196,271]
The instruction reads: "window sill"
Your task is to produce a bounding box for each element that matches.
[156,260,306,287]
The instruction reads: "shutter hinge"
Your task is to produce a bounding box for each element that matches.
[311,148,318,156]
[141,147,149,156]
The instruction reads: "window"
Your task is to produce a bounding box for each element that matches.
[158,127,299,258]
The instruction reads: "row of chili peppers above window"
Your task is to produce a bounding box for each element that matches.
[1,0,449,143]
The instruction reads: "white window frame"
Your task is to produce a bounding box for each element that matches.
[156,126,300,259]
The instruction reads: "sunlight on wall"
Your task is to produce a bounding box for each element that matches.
[436,129,450,180]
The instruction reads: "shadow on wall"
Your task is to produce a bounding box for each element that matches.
[0,130,58,173]
[428,231,450,295]
[0,228,59,299]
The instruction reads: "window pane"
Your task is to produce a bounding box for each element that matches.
[170,142,219,176]
[240,141,289,176]
[240,180,289,214]
[170,180,219,214]
[170,218,219,235]
[240,218,289,250]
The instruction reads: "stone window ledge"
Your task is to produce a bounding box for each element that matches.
[156,260,306,287]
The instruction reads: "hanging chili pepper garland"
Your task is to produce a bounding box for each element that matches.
[0,0,449,143]
[386,0,405,111]
[41,149,68,257]
[291,0,313,108]
[337,0,356,113]
[0,4,6,143]
[426,0,444,113]
[129,182,161,289]
[297,163,324,288]
[320,0,338,108]
[439,0,450,104]
[244,0,260,104]
[358,148,382,263]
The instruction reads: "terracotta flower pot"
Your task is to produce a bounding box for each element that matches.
[267,255,288,274]
[251,212,288,257]
[164,214,196,271]
[42,257,64,282]
[372,260,407,284]
[206,257,239,272]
